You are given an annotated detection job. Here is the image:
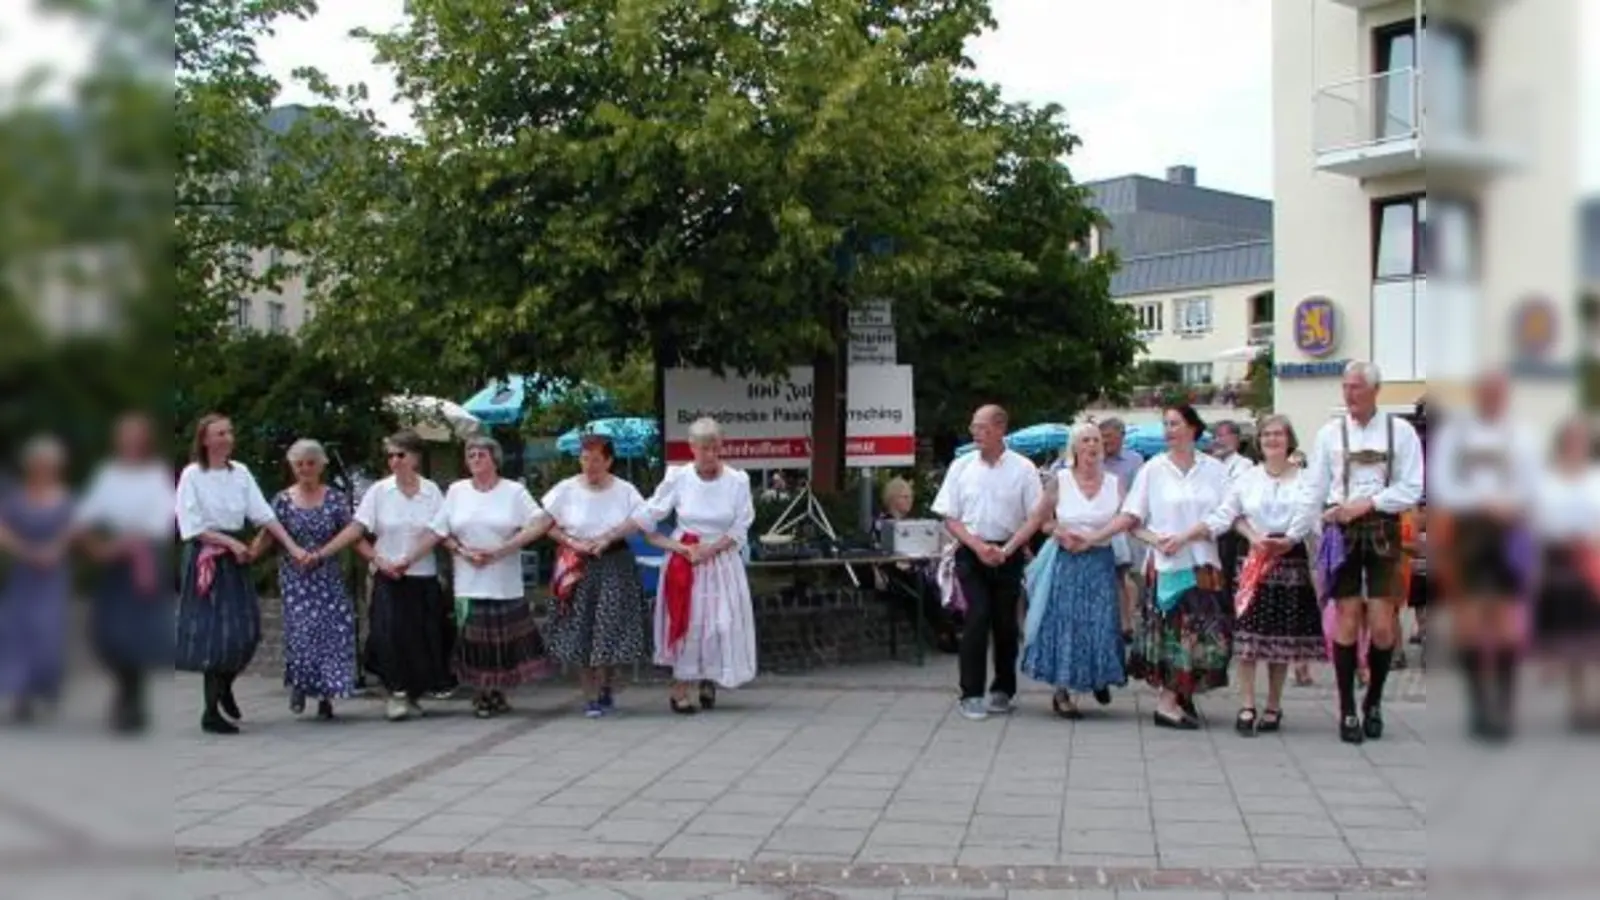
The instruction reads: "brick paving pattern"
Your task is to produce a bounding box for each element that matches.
[8,660,1439,897]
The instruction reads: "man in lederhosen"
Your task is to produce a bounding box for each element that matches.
[1299,362,1424,744]
[1427,371,1537,739]
[932,405,1044,721]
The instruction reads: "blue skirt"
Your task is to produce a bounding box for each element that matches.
[93,542,174,670]
[1021,545,1126,692]
[174,540,261,674]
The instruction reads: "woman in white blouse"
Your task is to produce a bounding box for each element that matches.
[1019,423,1126,719]
[74,413,174,733]
[399,436,551,718]
[636,417,757,714]
[1203,415,1322,736]
[1531,418,1600,733]
[319,430,451,721]
[175,413,309,735]
[1088,405,1233,730]
[540,434,650,718]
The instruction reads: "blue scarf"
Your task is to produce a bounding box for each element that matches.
[1022,540,1059,649]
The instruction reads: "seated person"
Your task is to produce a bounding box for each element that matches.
[874,477,960,653]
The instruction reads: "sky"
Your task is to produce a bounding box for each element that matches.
[0,0,1596,198]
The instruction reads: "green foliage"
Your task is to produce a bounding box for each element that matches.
[1130,359,1183,385]
[1243,345,1275,415]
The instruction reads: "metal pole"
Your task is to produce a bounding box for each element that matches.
[859,466,874,536]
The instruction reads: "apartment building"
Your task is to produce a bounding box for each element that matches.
[231,246,312,335]
[1271,0,1582,437]
[1085,166,1275,422]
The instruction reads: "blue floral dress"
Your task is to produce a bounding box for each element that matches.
[274,489,356,699]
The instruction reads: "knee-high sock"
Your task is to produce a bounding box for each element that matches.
[1493,647,1518,721]
[1457,648,1487,723]
[1333,642,1359,717]
[1365,645,1395,709]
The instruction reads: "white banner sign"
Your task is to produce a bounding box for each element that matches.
[663,365,916,468]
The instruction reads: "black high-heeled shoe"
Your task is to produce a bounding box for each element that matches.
[1154,709,1197,730]
[1339,714,1365,744]
[1257,708,1283,733]
[698,681,717,711]
[670,696,698,715]
[1235,707,1258,736]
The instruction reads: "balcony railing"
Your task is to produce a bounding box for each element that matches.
[1313,68,1421,176]
[1248,321,1274,347]
[1314,67,1526,178]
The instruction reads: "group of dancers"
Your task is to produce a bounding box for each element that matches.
[174,413,758,733]
[936,361,1600,743]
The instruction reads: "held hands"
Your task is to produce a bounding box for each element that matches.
[1154,532,1191,557]
[1324,497,1375,526]
[377,557,409,580]
[1252,535,1294,557]
[979,543,1008,567]
[1055,530,1090,553]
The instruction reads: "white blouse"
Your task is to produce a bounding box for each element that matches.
[1121,453,1230,573]
[175,462,275,541]
[354,476,444,578]
[77,461,175,539]
[429,478,542,600]
[541,475,645,541]
[931,449,1042,542]
[1534,468,1600,541]
[1050,470,1121,541]
[635,464,754,545]
[1206,465,1317,542]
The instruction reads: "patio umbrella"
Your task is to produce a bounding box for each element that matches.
[460,375,615,426]
[555,417,660,459]
[952,422,1072,459]
[383,395,482,443]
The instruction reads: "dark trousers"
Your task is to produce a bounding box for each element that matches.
[955,544,1024,700]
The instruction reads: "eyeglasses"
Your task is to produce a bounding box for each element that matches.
[386,451,408,459]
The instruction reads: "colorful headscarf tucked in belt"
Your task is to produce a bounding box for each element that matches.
[663,533,700,652]
[551,545,585,609]
[193,544,228,599]
[1234,544,1278,619]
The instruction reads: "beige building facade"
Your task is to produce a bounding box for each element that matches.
[1271,0,1581,436]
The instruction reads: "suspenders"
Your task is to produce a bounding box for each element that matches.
[1339,413,1395,500]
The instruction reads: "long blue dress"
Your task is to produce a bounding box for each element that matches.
[1021,544,1127,693]
[0,491,73,701]
[274,489,356,699]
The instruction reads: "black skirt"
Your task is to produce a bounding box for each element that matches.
[1535,544,1600,659]
[542,545,652,668]
[1232,546,1324,663]
[92,541,173,670]
[174,539,261,674]
[364,575,456,696]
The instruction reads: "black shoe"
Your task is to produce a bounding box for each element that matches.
[1178,695,1199,720]
[201,712,239,735]
[1362,705,1384,741]
[1093,687,1112,706]
[1052,692,1083,720]
[1154,710,1197,730]
[219,686,242,721]
[1339,714,1365,744]
[670,696,698,715]
[1235,707,1258,736]
[289,689,306,715]
[316,699,334,720]
[698,680,717,711]
[1257,708,1283,734]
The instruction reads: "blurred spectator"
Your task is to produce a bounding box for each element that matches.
[0,435,74,723]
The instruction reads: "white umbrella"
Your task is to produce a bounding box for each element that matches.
[384,395,482,442]
[1213,345,1263,363]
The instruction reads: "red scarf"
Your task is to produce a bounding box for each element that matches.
[664,533,700,652]
[1234,545,1276,619]
[194,544,228,599]
[551,545,585,609]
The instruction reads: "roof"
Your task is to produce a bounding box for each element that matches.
[1085,174,1273,258]
[1109,240,1273,297]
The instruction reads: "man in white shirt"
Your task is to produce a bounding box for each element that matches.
[1428,371,1536,739]
[932,405,1044,721]
[1099,418,1145,640]
[1299,362,1424,745]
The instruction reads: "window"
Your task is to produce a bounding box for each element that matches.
[1179,362,1213,385]
[1374,195,1425,279]
[1424,23,1480,138]
[1174,295,1212,336]
[1374,20,1419,140]
[267,300,286,333]
[1424,195,1479,280]
[1134,301,1163,336]
[232,297,252,330]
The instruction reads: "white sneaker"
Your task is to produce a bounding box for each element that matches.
[385,695,411,721]
[958,697,989,721]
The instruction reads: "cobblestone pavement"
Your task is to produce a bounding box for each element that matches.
[11,658,1437,897]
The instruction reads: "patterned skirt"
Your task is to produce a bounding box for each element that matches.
[365,575,456,696]
[453,598,552,690]
[174,539,261,674]
[1021,546,1126,692]
[1128,563,1231,695]
[1233,547,1324,663]
[544,545,652,668]
[653,545,757,688]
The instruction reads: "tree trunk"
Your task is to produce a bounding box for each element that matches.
[810,296,849,493]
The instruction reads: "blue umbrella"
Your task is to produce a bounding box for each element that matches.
[461,375,614,427]
[1123,424,1213,459]
[555,417,660,459]
[952,422,1071,459]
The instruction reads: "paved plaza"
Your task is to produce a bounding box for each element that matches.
[9,658,1445,897]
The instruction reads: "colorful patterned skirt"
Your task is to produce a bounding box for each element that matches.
[1233,546,1324,663]
[1021,545,1126,692]
[453,598,552,690]
[544,545,652,668]
[1128,563,1231,695]
[174,538,261,675]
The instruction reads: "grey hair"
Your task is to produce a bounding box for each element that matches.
[19,434,66,468]
[463,434,503,469]
[286,438,328,466]
[881,476,913,506]
[687,417,722,446]
[1065,422,1102,468]
[1097,416,1126,435]
[1344,360,1383,388]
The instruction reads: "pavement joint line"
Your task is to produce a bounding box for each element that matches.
[173,846,1429,892]
[245,707,557,849]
